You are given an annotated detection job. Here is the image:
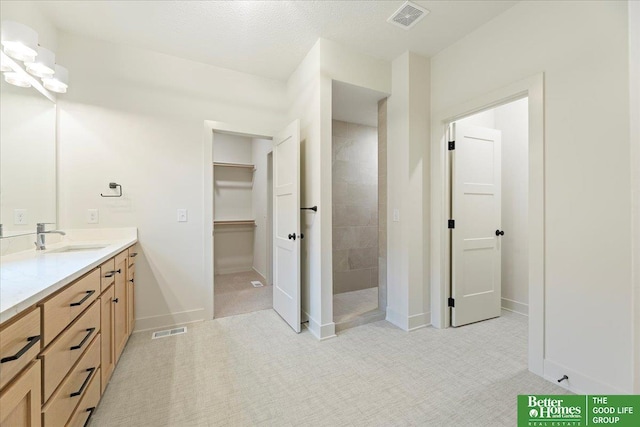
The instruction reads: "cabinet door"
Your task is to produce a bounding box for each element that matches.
[126,266,135,336]
[100,284,115,394]
[0,360,41,427]
[113,256,128,363]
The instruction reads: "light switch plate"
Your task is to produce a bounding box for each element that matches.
[13,209,27,225]
[393,208,400,222]
[177,209,188,222]
[87,209,99,224]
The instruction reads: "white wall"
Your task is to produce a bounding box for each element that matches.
[456,99,529,316]
[286,40,323,336]
[386,52,431,331]
[287,38,391,339]
[56,31,287,331]
[431,1,632,393]
[252,138,272,279]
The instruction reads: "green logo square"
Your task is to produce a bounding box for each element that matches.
[518,395,640,427]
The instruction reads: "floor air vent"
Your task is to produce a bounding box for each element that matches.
[251,280,264,288]
[387,1,429,30]
[152,326,187,339]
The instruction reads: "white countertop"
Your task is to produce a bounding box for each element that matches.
[0,228,138,324]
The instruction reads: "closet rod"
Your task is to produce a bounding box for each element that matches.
[214,220,256,226]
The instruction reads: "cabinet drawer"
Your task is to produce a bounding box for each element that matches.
[42,334,100,427]
[65,367,100,427]
[41,269,100,347]
[0,359,41,427]
[40,301,100,404]
[99,258,115,293]
[127,245,139,268]
[0,307,41,390]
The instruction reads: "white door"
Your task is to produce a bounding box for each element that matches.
[451,123,502,327]
[272,120,301,333]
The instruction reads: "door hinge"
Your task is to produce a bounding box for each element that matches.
[448,297,455,308]
[448,140,455,150]
[448,219,455,229]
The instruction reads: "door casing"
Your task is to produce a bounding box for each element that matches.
[203,121,274,321]
[430,74,545,377]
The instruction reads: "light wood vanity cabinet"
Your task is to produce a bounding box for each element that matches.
[113,251,128,363]
[0,244,136,427]
[0,360,42,427]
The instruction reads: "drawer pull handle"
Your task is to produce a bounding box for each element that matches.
[128,279,134,283]
[0,335,40,363]
[70,367,96,397]
[70,328,95,350]
[113,298,119,303]
[84,407,96,427]
[70,290,96,307]
[130,252,138,258]
[104,270,116,278]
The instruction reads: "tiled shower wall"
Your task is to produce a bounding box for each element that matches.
[332,120,378,294]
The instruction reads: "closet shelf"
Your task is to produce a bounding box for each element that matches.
[214,220,256,226]
[213,162,256,171]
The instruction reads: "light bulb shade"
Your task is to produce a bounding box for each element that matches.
[4,71,31,88]
[0,54,11,72]
[25,46,55,78]
[1,21,38,62]
[42,64,68,93]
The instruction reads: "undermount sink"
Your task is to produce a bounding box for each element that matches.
[46,244,108,254]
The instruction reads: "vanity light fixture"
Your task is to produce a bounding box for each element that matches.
[25,46,55,78]
[42,64,68,93]
[0,21,38,62]
[0,55,11,72]
[3,71,31,87]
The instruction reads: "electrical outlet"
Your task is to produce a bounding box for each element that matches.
[13,209,27,225]
[393,208,400,222]
[87,209,99,224]
[177,209,188,222]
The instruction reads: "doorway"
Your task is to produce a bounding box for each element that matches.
[331,80,388,331]
[431,74,545,375]
[212,131,274,319]
[448,98,529,327]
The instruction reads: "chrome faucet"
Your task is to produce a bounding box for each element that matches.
[35,223,66,250]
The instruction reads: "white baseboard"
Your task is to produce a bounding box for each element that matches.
[543,358,628,394]
[252,267,267,281]
[303,311,336,340]
[214,266,254,275]
[501,298,528,316]
[134,308,205,332]
[386,308,431,331]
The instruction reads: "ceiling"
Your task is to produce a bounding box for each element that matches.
[332,81,387,127]
[39,0,517,81]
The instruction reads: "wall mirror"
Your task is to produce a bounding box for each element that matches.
[0,75,56,238]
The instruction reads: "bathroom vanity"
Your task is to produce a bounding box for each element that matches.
[0,228,138,427]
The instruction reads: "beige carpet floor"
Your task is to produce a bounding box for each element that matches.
[90,310,568,427]
[333,287,379,324]
[214,271,271,319]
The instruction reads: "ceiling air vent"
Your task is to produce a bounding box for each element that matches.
[387,1,429,30]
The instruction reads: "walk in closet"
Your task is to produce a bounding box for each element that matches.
[213,131,273,318]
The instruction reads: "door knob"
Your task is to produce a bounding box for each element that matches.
[288,233,296,241]
[495,230,505,236]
